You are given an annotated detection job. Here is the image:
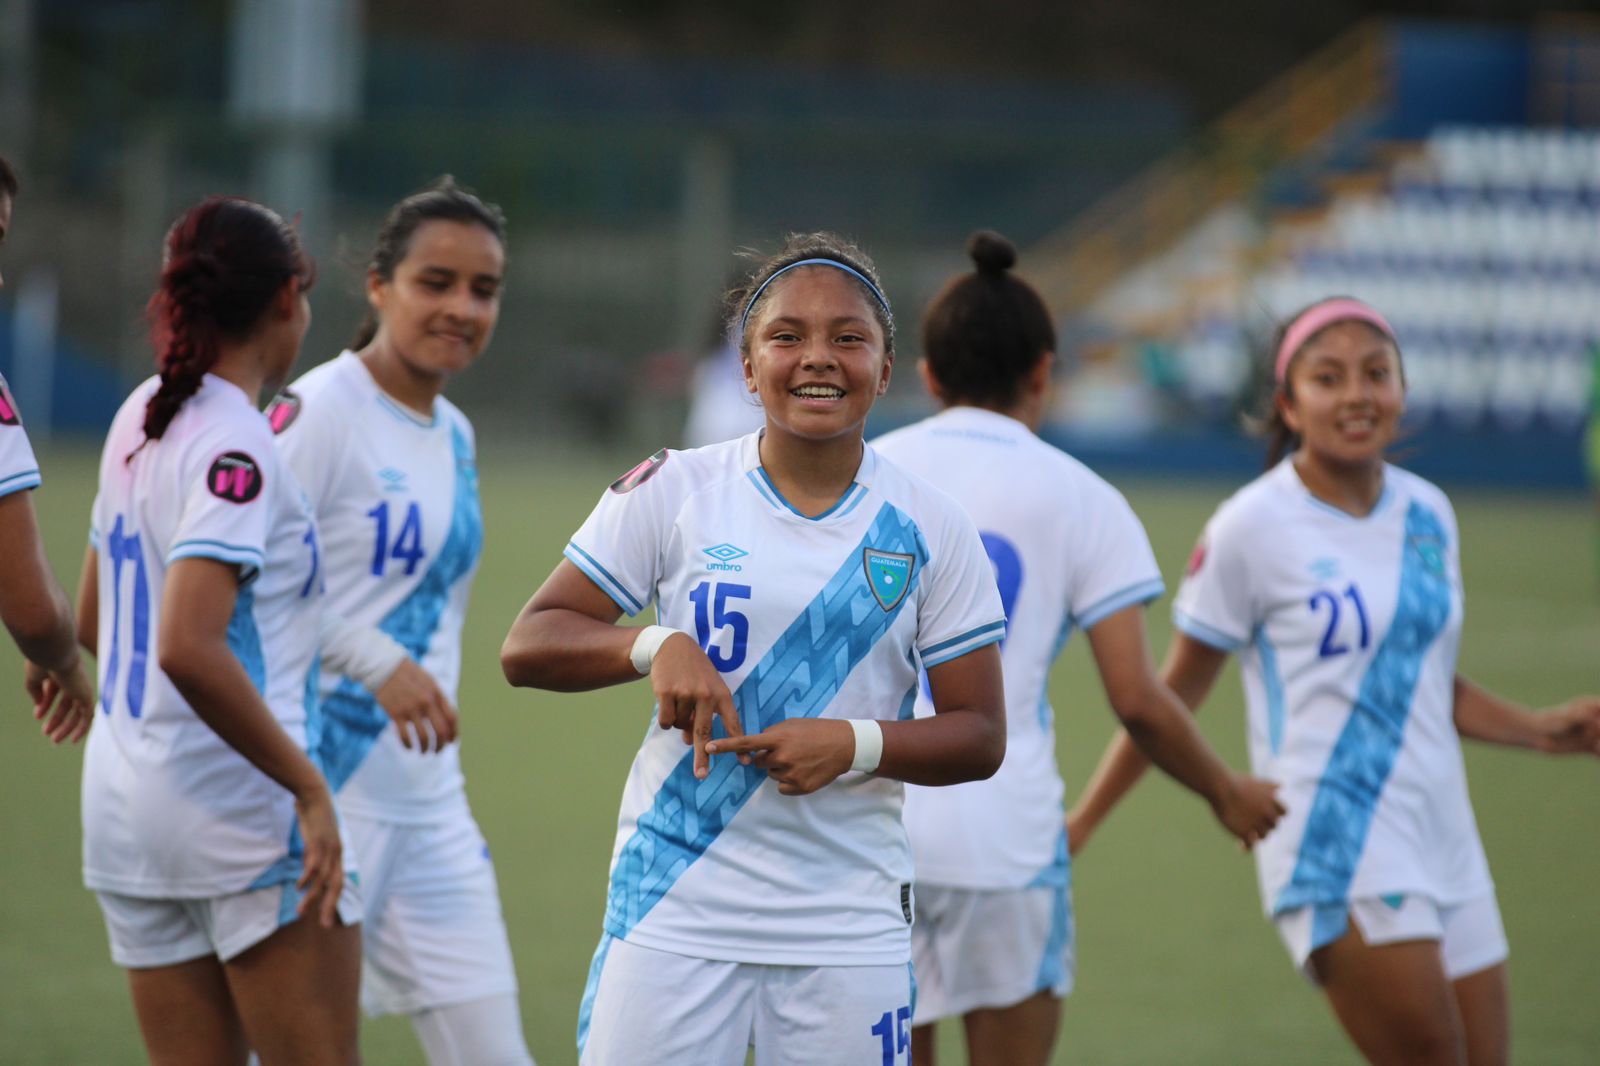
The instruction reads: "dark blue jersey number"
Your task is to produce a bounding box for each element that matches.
[1309,582,1370,659]
[690,581,751,672]
[870,1005,912,1065]
[101,515,150,718]
[368,501,426,577]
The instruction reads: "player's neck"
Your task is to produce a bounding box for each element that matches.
[1292,451,1385,517]
[359,343,442,416]
[758,428,863,517]
[209,346,267,406]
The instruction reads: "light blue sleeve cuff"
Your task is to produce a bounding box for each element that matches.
[563,542,646,617]
[920,618,1007,668]
[1076,576,1166,630]
[0,468,42,499]
[1172,608,1247,652]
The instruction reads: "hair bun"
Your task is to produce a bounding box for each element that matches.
[966,230,1016,277]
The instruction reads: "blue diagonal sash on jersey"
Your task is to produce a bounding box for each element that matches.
[1273,501,1451,923]
[319,424,482,791]
[603,501,929,939]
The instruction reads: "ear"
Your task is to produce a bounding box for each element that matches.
[271,276,300,320]
[364,269,388,317]
[741,351,758,395]
[1027,351,1055,398]
[1276,387,1302,436]
[876,351,894,396]
[916,358,949,404]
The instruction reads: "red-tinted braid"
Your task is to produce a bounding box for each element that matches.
[141,250,224,444]
[127,196,309,460]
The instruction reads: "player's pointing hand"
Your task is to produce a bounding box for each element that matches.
[708,718,855,795]
[649,631,747,779]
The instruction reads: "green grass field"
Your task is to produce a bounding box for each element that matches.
[1,444,1596,1065]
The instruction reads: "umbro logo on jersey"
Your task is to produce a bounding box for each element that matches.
[703,543,748,572]
[864,549,915,611]
[379,467,409,492]
[1309,557,1341,580]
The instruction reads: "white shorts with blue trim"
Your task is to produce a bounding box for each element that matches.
[1275,891,1507,983]
[578,935,916,1066]
[909,882,1073,1024]
[95,878,363,968]
[345,810,521,1017]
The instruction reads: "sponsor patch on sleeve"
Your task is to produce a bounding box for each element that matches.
[265,389,302,434]
[0,378,21,427]
[609,448,668,494]
[207,451,264,503]
[1185,537,1208,577]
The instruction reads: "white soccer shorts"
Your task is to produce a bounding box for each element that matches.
[578,935,917,1066]
[345,810,521,1017]
[96,879,363,969]
[909,882,1073,1024]
[1276,891,1508,982]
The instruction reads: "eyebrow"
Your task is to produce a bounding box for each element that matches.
[764,314,873,328]
[416,264,502,284]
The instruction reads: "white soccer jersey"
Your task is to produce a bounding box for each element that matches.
[270,352,480,823]
[1174,459,1491,924]
[83,375,325,898]
[0,372,42,498]
[566,432,1005,966]
[874,407,1164,889]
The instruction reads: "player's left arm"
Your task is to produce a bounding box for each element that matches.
[1452,674,1600,755]
[0,490,95,742]
[705,642,1005,795]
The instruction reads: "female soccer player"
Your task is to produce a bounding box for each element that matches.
[873,231,1283,1066]
[1067,295,1600,1066]
[502,232,1008,1066]
[0,154,96,742]
[268,178,535,1066]
[78,196,360,1066]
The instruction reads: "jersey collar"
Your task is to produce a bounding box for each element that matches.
[340,350,439,429]
[739,430,877,523]
[1278,456,1395,521]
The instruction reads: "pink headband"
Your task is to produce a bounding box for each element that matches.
[1275,297,1398,384]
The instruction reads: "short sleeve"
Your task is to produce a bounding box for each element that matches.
[1068,483,1165,630]
[0,375,41,499]
[916,505,1007,668]
[166,425,276,582]
[269,384,345,515]
[1171,508,1255,652]
[563,449,675,617]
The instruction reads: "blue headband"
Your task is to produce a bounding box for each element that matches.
[738,257,891,338]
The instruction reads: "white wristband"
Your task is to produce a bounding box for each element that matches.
[630,625,684,675]
[847,719,884,774]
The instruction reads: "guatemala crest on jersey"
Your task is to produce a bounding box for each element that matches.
[864,548,915,611]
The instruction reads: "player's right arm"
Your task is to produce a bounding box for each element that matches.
[159,556,344,927]
[1067,631,1233,855]
[502,558,745,781]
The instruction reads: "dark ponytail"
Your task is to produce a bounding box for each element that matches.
[351,176,507,350]
[139,197,310,449]
[920,229,1055,408]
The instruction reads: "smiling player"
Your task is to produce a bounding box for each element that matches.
[1069,296,1600,1066]
[502,232,1008,1066]
[270,179,535,1065]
